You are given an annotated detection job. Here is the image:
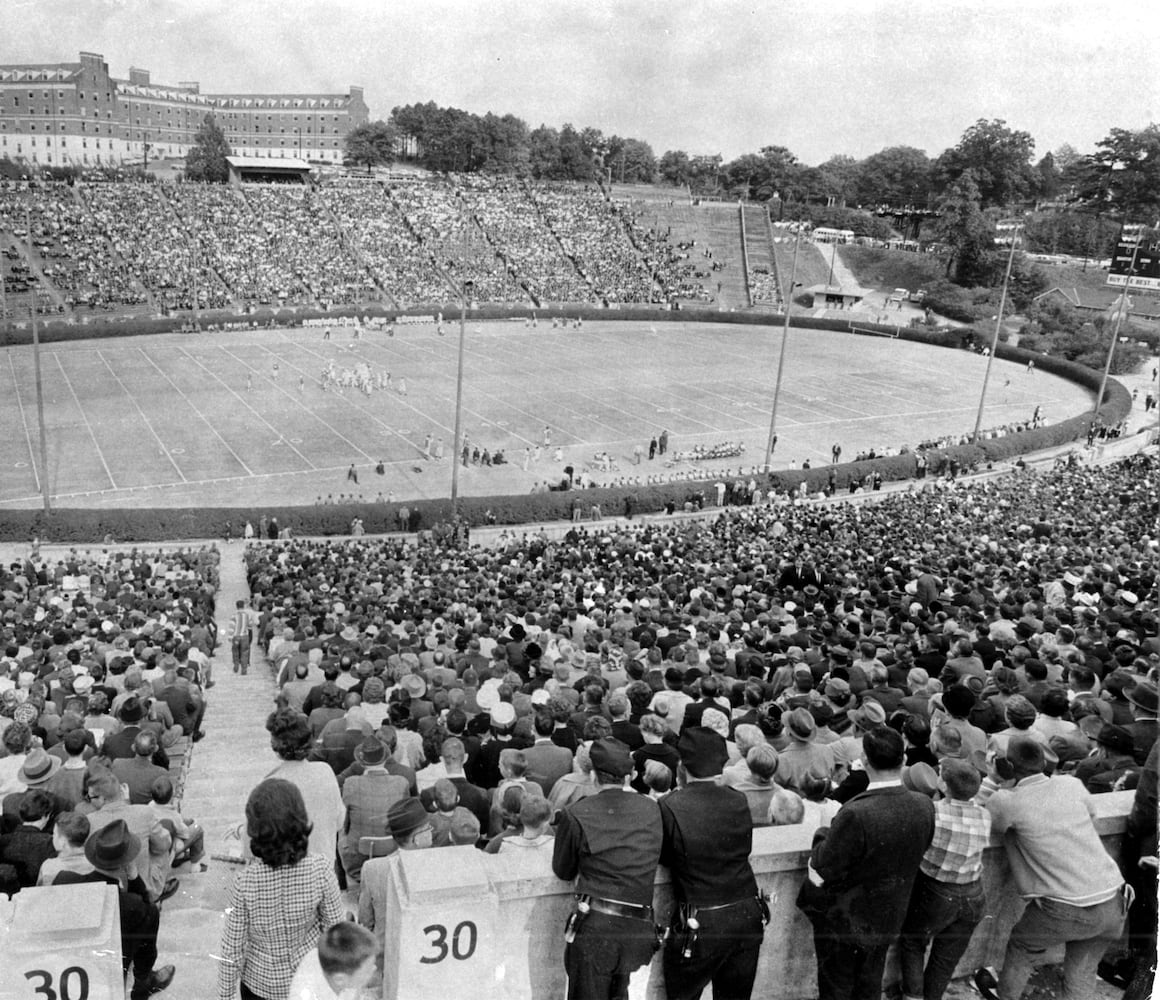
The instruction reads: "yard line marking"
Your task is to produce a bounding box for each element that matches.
[177,346,317,470]
[97,351,186,482]
[54,353,117,490]
[136,348,253,476]
[6,350,41,493]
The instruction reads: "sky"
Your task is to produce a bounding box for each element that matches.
[6,0,1158,165]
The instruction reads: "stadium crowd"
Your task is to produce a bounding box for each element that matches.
[203,452,1159,1000]
[0,545,219,998]
[0,176,711,317]
[1,450,1155,1000]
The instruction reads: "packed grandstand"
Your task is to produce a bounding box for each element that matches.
[0,174,715,317]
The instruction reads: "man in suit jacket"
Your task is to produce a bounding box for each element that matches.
[101,697,169,770]
[801,726,935,1000]
[523,712,574,797]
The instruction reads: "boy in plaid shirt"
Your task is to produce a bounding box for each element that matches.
[898,759,991,1000]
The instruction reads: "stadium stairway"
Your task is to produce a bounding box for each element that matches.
[155,543,283,1000]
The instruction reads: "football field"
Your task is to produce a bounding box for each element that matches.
[0,320,1093,509]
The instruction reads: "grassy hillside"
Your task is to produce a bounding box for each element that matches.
[838,246,947,294]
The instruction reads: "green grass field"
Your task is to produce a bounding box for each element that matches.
[0,319,1093,509]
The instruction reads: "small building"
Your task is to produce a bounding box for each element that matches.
[226,155,311,185]
[805,283,864,309]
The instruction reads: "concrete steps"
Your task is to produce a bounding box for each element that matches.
[155,544,283,1000]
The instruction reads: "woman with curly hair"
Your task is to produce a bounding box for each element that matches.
[218,779,343,1000]
[258,708,344,865]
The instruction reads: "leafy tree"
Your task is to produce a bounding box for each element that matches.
[529,125,562,179]
[817,154,858,205]
[688,154,723,194]
[935,119,1036,208]
[344,120,399,169]
[480,113,530,176]
[1033,152,1061,200]
[185,114,231,183]
[605,137,656,183]
[935,170,996,285]
[659,149,692,187]
[1081,125,1160,221]
[851,146,932,206]
[558,124,595,181]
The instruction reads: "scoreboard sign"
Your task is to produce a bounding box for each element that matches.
[1107,232,1160,291]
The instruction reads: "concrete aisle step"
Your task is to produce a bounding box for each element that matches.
[156,543,282,1000]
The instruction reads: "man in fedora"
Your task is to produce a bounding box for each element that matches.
[1,747,67,832]
[358,796,434,948]
[339,737,410,883]
[54,818,177,999]
[1124,678,1158,765]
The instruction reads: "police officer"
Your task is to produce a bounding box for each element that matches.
[552,737,663,1000]
[660,727,767,1000]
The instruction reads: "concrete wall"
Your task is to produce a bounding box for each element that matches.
[382,791,1134,1000]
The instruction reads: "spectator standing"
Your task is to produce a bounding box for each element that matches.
[799,727,935,1000]
[974,735,1129,1000]
[898,759,991,1000]
[218,779,343,1000]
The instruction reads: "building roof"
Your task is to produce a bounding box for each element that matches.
[226,156,312,171]
[805,283,864,298]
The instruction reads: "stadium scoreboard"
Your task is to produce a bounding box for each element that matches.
[1107,225,1160,291]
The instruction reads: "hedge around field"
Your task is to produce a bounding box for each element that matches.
[0,307,1132,543]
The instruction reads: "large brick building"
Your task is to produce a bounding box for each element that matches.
[0,51,369,168]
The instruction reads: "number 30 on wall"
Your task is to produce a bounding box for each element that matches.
[420,921,478,963]
[24,966,91,1000]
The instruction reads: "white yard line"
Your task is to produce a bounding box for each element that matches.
[54,353,117,490]
[136,347,254,476]
[177,346,317,469]
[97,350,186,482]
[6,350,41,493]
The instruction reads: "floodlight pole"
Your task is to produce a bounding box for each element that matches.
[27,206,50,512]
[450,202,469,515]
[972,226,1021,442]
[764,226,800,473]
[1094,235,1143,420]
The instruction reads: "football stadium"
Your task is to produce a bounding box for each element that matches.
[0,7,1158,1000]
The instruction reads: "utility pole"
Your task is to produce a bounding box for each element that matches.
[1094,235,1144,419]
[764,226,801,472]
[972,225,1021,441]
[450,200,470,515]
[27,206,50,512]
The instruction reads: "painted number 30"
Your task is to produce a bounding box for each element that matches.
[24,967,89,1000]
[420,920,478,964]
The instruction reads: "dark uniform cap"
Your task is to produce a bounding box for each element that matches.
[677,726,729,778]
[588,737,634,778]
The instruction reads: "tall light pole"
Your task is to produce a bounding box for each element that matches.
[1094,235,1144,420]
[450,200,471,515]
[764,226,801,472]
[27,206,50,512]
[972,223,1022,441]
